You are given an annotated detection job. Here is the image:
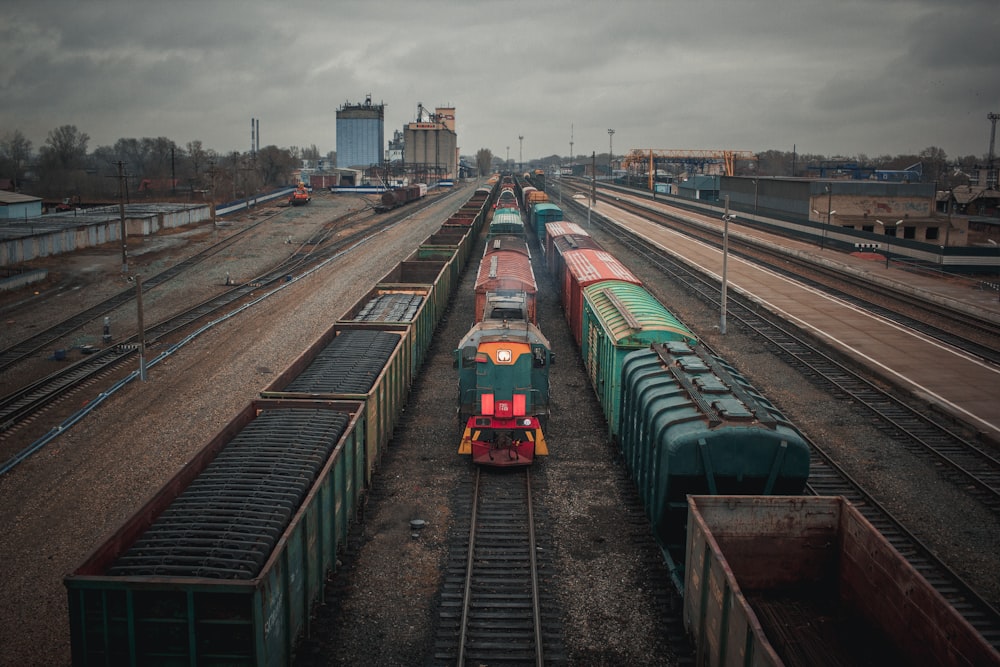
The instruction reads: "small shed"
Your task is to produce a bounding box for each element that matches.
[0,191,43,221]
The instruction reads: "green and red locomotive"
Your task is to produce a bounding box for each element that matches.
[456,180,553,466]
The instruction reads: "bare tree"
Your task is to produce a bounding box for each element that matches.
[186,140,207,182]
[0,130,33,190]
[36,125,90,195]
[257,145,299,187]
[302,144,321,161]
[39,125,89,171]
[476,148,493,176]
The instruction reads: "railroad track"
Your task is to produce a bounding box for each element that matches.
[0,208,285,374]
[566,194,1000,514]
[592,186,1000,362]
[434,467,566,665]
[590,189,1000,511]
[0,194,459,472]
[805,446,1000,651]
[569,199,1000,653]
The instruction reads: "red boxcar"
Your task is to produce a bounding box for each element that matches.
[560,249,641,346]
[544,221,591,259]
[549,233,602,285]
[483,234,532,258]
[474,248,537,324]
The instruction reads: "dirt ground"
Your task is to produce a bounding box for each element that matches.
[2,186,997,666]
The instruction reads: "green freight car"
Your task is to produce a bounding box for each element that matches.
[65,400,368,666]
[619,342,811,586]
[580,280,697,441]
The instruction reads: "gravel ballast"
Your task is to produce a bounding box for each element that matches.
[1,187,997,666]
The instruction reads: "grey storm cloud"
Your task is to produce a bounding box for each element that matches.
[2,0,998,161]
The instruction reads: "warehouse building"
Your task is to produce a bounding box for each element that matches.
[0,191,43,221]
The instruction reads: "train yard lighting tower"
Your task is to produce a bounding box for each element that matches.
[607,129,615,179]
[569,124,574,171]
[588,151,596,227]
[876,219,904,268]
[506,146,510,170]
[721,195,736,335]
[988,113,999,188]
[518,135,523,173]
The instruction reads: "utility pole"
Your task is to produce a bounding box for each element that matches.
[569,124,574,171]
[208,159,217,226]
[721,196,736,335]
[136,275,147,381]
[608,128,615,179]
[117,161,128,273]
[988,112,999,189]
[825,185,833,250]
[588,151,596,228]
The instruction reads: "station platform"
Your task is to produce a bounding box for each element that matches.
[599,197,1000,324]
[782,237,1000,324]
[591,198,1000,441]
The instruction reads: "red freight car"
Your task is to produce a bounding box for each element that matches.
[559,248,641,346]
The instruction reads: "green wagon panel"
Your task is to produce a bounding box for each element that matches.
[65,400,367,667]
[531,202,563,237]
[581,281,697,439]
[261,327,408,485]
[619,344,811,570]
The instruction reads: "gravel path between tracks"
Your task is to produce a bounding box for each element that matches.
[592,227,1000,610]
[0,190,446,666]
[1,188,997,666]
[295,209,681,666]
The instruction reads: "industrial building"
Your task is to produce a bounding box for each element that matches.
[0,191,43,220]
[721,177,971,247]
[403,104,458,181]
[336,96,385,170]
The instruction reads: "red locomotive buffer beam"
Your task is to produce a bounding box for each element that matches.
[459,394,547,466]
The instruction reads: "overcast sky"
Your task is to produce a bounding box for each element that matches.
[3,0,998,163]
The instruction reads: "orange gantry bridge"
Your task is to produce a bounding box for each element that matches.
[622,149,759,188]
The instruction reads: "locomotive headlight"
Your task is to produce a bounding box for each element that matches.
[496,348,512,363]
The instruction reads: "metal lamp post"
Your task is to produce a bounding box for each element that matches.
[822,185,834,250]
[588,151,596,227]
[988,240,1000,301]
[720,195,736,335]
[607,129,615,180]
[753,178,759,219]
[876,219,904,268]
[812,186,836,251]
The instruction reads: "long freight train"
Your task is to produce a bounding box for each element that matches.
[456,176,552,466]
[375,183,427,213]
[64,185,492,666]
[523,176,811,582]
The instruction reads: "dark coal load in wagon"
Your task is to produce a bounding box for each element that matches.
[65,400,368,666]
[107,409,350,579]
[376,184,426,212]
